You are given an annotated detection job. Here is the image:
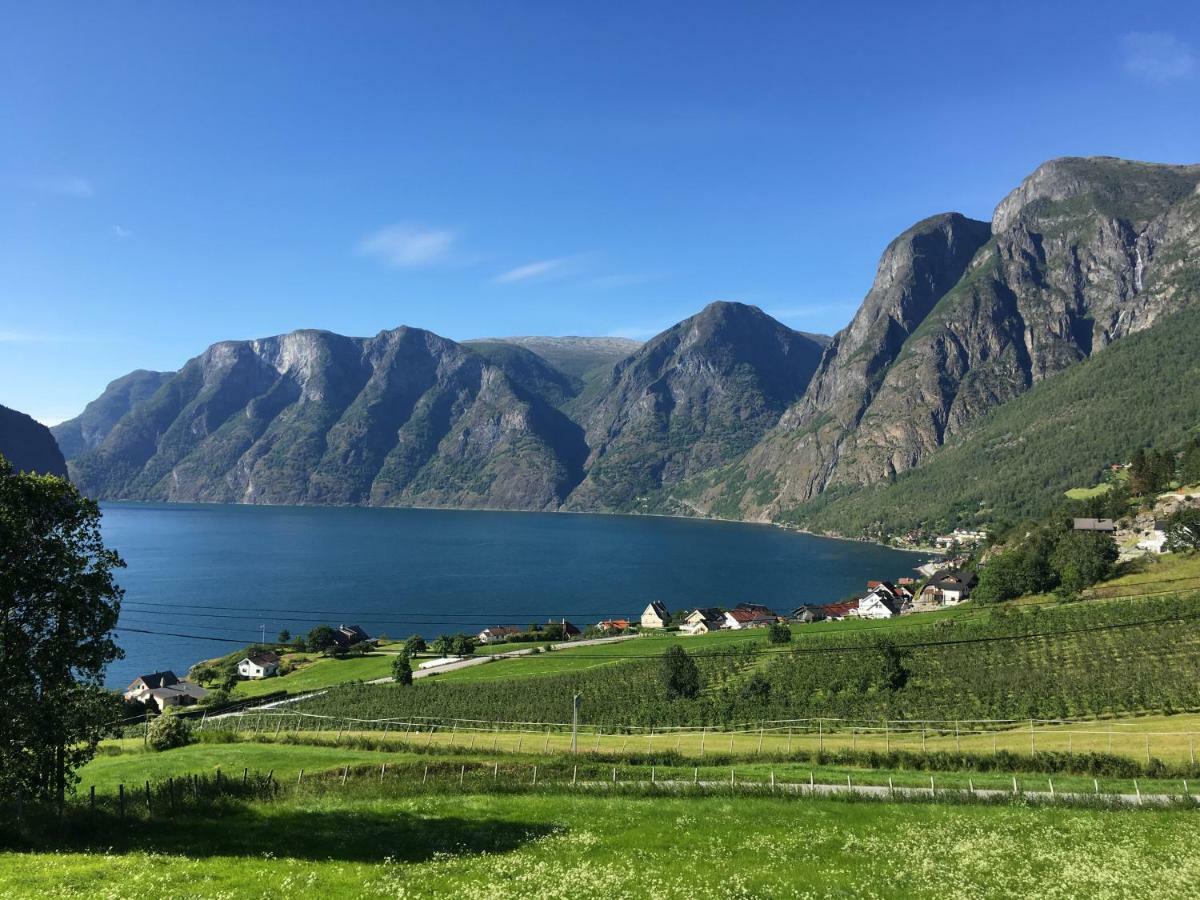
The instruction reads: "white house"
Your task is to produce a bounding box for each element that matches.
[237,651,281,679]
[723,608,774,630]
[681,607,724,635]
[123,671,208,711]
[857,587,902,619]
[478,625,522,644]
[641,601,670,629]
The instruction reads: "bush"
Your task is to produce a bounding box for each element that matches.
[392,654,413,686]
[660,646,701,700]
[146,710,193,751]
[767,622,792,644]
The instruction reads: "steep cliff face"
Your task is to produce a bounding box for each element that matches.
[70,328,587,510]
[725,213,992,514]
[0,405,68,477]
[51,369,174,460]
[715,157,1200,520]
[829,157,1200,492]
[566,301,826,511]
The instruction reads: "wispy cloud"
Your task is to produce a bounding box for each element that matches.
[112,224,132,239]
[356,223,458,268]
[493,256,582,285]
[34,175,95,199]
[1121,32,1195,83]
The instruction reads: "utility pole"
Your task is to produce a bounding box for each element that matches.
[572,693,582,755]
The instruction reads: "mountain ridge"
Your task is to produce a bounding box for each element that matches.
[61,155,1200,536]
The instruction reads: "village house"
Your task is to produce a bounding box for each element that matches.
[237,651,281,679]
[123,671,208,712]
[596,618,632,633]
[734,602,778,618]
[920,568,978,606]
[547,618,581,638]
[681,607,724,635]
[822,599,859,621]
[857,584,904,619]
[723,608,775,630]
[791,604,826,623]
[333,624,373,650]
[640,601,671,629]
[477,625,523,644]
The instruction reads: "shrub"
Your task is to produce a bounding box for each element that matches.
[146,710,193,751]
[767,622,792,644]
[392,654,413,686]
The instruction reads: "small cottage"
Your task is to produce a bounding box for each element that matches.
[237,651,281,679]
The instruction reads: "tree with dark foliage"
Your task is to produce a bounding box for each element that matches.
[660,645,701,699]
[0,455,124,808]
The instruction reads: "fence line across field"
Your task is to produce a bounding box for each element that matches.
[195,709,1200,762]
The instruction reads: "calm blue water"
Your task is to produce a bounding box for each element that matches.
[100,502,928,687]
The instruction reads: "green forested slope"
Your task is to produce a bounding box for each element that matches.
[784,304,1200,537]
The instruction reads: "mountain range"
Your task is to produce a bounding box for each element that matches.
[43,155,1200,537]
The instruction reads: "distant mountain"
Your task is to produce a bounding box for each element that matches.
[52,369,174,460]
[0,405,68,478]
[684,156,1200,527]
[464,336,641,381]
[70,328,588,510]
[565,302,827,511]
[61,156,1200,537]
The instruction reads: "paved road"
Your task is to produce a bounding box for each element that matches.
[365,633,642,684]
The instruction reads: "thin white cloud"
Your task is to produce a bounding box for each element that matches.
[1121,32,1195,83]
[112,224,132,239]
[356,223,458,268]
[34,175,95,198]
[493,256,577,284]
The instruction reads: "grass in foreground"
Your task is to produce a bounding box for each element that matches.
[4,789,1200,898]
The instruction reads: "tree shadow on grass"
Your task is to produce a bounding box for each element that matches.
[5,805,561,864]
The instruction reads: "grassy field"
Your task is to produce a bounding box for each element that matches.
[1085,552,1200,600]
[231,651,398,698]
[5,787,1200,898]
[75,733,1200,797]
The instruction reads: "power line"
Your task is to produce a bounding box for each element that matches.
[110,609,1200,658]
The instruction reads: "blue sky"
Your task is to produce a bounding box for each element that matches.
[2,2,1198,424]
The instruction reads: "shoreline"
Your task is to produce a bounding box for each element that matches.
[99,497,936,557]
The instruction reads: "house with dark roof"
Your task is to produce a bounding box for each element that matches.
[857,584,903,619]
[641,601,671,629]
[791,604,826,623]
[237,651,281,679]
[682,607,725,635]
[1073,518,1116,532]
[547,618,581,638]
[333,624,372,649]
[123,670,207,711]
[477,625,522,644]
[924,568,977,605]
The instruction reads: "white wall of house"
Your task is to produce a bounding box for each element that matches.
[237,659,278,679]
[857,592,897,619]
[640,605,667,628]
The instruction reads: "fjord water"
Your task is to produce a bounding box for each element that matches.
[101,502,927,687]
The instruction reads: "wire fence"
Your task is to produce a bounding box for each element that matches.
[193,709,1200,765]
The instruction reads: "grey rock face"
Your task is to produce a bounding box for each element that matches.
[51,369,174,460]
